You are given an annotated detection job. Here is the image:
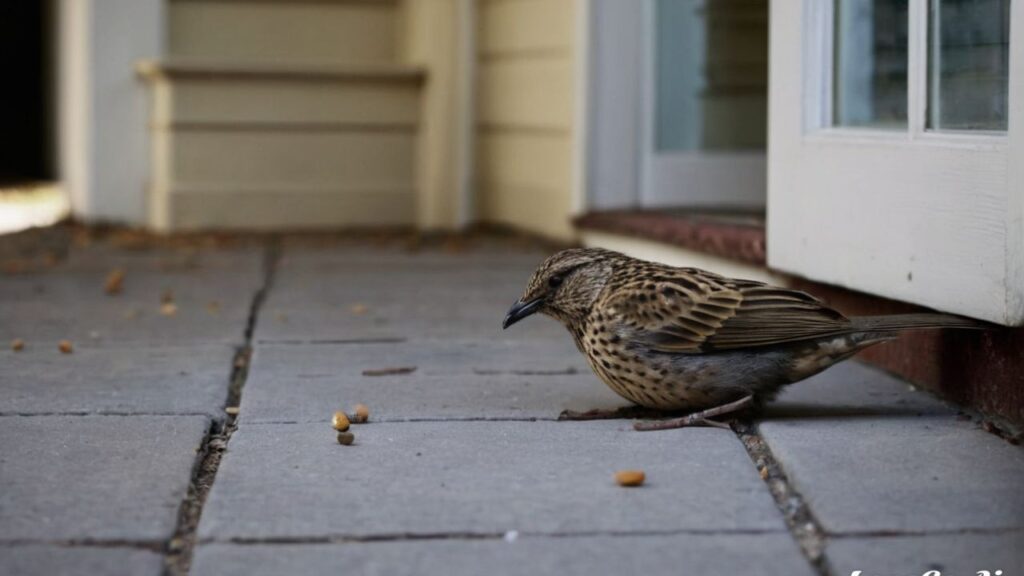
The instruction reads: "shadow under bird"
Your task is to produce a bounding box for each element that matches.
[503,248,983,431]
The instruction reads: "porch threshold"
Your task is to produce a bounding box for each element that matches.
[573,209,767,266]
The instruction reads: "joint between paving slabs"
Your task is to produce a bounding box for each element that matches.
[733,421,833,576]
[163,240,280,576]
[198,527,787,547]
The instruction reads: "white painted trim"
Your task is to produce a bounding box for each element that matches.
[57,0,165,225]
[583,0,644,210]
[569,0,590,216]
[770,0,1023,325]
[907,0,928,136]
[58,0,91,217]
[801,0,833,132]
[1006,0,1024,323]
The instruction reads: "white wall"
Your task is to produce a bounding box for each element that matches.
[59,0,164,224]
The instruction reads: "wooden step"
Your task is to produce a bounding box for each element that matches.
[139,59,424,231]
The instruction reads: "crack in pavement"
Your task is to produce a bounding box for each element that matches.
[162,240,279,576]
[734,421,832,576]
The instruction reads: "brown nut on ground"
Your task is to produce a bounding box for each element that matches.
[104,269,125,295]
[336,431,355,445]
[353,403,370,423]
[11,338,25,352]
[58,340,74,354]
[332,411,350,431]
[614,470,645,487]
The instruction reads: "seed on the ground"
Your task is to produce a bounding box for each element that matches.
[160,302,178,316]
[353,403,370,423]
[104,268,125,295]
[332,411,350,431]
[225,406,240,416]
[11,338,25,352]
[614,470,645,487]
[350,303,368,315]
[336,431,355,445]
[58,340,74,354]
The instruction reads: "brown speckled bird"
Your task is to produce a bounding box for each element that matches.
[503,248,982,431]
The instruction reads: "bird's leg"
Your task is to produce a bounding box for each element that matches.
[558,405,669,421]
[633,395,754,432]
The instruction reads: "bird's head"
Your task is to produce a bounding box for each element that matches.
[503,247,618,329]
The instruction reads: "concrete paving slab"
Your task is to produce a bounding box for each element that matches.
[825,533,1024,576]
[0,545,164,576]
[0,344,233,417]
[193,534,815,576]
[765,361,955,419]
[760,417,1024,534]
[0,299,251,346]
[240,340,621,423]
[198,421,785,540]
[276,244,548,270]
[63,244,264,273]
[0,267,261,306]
[257,302,567,342]
[0,415,209,541]
[260,261,552,341]
[268,265,536,307]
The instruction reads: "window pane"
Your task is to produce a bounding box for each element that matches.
[833,0,909,129]
[654,0,768,151]
[927,0,1010,131]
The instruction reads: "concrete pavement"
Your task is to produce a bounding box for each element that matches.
[1,232,1021,575]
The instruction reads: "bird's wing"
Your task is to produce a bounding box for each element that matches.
[604,269,852,353]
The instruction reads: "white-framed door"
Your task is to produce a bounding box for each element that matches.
[639,0,767,208]
[769,0,1023,325]
[584,0,768,211]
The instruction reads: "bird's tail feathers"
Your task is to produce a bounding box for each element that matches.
[850,313,985,333]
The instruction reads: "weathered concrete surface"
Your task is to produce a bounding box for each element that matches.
[2,251,264,344]
[0,545,165,576]
[198,421,784,540]
[259,255,563,342]
[765,361,956,418]
[193,534,816,576]
[825,533,1024,576]
[0,345,233,417]
[62,244,263,273]
[0,415,208,541]
[0,299,253,347]
[275,243,548,270]
[760,417,1024,534]
[239,340,623,423]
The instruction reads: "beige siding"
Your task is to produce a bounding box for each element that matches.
[145,0,424,231]
[169,0,398,64]
[476,0,579,240]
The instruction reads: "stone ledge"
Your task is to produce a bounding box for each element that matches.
[573,209,766,266]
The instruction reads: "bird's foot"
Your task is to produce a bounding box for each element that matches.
[558,406,668,421]
[633,395,755,432]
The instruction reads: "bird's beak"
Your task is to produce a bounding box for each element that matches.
[503,297,543,329]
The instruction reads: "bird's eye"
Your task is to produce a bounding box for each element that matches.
[548,275,563,288]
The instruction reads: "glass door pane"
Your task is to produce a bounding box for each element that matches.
[833,0,909,129]
[927,0,1010,131]
[653,0,767,151]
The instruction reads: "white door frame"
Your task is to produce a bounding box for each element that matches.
[638,0,766,209]
[769,0,1024,325]
[584,0,767,211]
